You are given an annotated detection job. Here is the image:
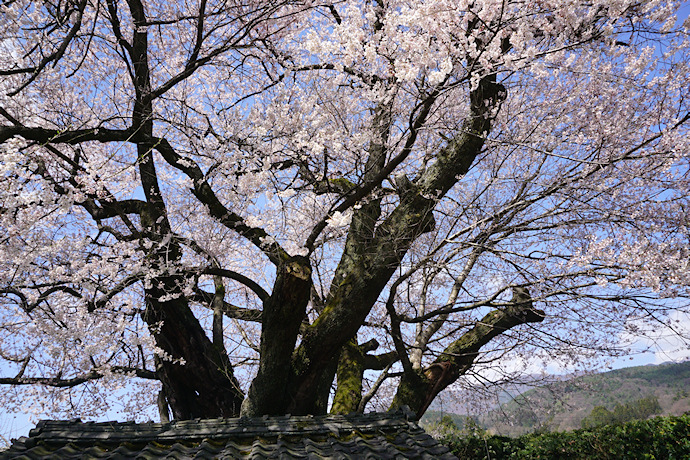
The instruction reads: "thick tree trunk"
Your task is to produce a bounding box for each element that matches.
[330,339,365,414]
[125,0,246,420]
[286,255,411,414]
[330,339,395,414]
[143,275,244,419]
[241,256,312,416]
[284,76,506,415]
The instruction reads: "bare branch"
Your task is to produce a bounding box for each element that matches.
[192,289,262,322]
[194,267,270,302]
[0,367,157,388]
[5,0,88,96]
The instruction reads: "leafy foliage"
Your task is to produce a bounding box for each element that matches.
[442,412,690,460]
[422,412,486,439]
[581,395,662,428]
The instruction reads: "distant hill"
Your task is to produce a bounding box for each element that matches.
[421,361,690,437]
[481,361,690,436]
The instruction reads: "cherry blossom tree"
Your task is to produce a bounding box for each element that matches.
[1,0,689,422]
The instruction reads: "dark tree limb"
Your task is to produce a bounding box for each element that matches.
[363,350,398,370]
[120,0,244,420]
[195,266,270,302]
[152,136,290,266]
[389,287,545,419]
[287,74,506,415]
[143,275,245,419]
[304,85,440,250]
[4,0,88,96]
[192,289,263,322]
[0,125,134,145]
[0,366,157,387]
[212,275,227,354]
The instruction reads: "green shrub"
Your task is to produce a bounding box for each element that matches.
[581,395,662,429]
[581,405,616,429]
[441,412,690,459]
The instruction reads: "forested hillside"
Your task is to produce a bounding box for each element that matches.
[422,361,690,436]
[484,361,690,435]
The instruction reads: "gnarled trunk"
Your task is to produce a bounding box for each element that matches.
[143,275,244,419]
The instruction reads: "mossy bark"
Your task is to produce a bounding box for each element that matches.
[241,256,312,416]
[390,292,544,419]
[285,75,506,415]
[330,339,365,414]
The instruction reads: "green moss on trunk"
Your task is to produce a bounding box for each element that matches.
[331,339,365,414]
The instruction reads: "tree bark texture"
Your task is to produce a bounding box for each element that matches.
[282,75,506,415]
[241,256,312,416]
[330,339,365,414]
[390,289,545,419]
[143,276,244,419]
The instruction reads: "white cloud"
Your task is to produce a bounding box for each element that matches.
[619,309,690,364]
[649,311,690,363]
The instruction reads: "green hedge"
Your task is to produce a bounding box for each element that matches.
[440,413,690,459]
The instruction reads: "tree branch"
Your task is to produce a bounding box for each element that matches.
[152,136,290,265]
[0,367,157,388]
[0,125,134,145]
[5,0,88,96]
[390,287,545,419]
[192,289,263,322]
[363,351,398,370]
[194,267,269,302]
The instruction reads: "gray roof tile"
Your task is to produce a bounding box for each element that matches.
[1,409,457,459]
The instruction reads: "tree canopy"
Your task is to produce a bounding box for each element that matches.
[0,0,689,422]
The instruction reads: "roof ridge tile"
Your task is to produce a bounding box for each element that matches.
[1,409,457,459]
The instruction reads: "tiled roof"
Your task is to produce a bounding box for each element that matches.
[1,408,457,459]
